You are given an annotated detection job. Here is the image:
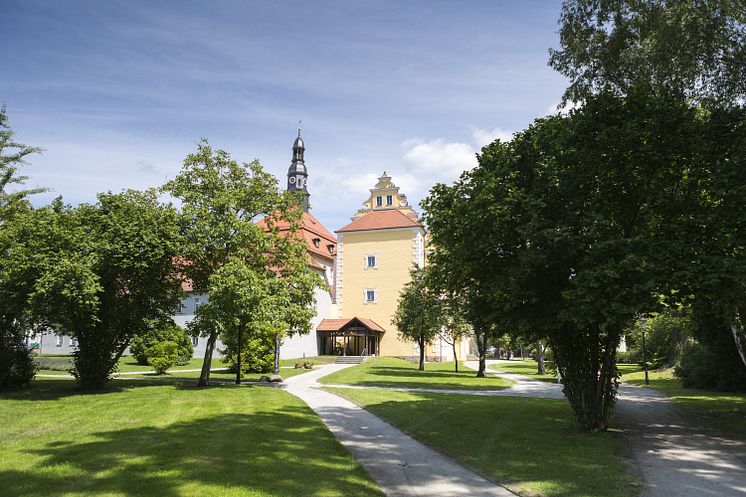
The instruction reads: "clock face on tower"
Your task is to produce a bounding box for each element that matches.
[289,176,296,185]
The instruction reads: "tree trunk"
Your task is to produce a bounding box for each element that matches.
[198,331,218,387]
[731,312,746,370]
[536,342,546,375]
[236,325,242,385]
[452,340,459,372]
[418,336,425,371]
[475,330,487,377]
[552,324,621,431]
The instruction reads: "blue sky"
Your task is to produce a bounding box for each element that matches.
[1,0,567,230]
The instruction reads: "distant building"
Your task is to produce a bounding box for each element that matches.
[318,172,470,361]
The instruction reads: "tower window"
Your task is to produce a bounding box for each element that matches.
[364,288,378,304]
[365,254,377,269]
[376,196,383,207]
[192,336,199,346]
[386,195,393,205]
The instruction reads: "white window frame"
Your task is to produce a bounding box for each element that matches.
[56,335,63,347]
[194,297,202,313]
[71,338,78,348]
[192,336,199,346]
[376,196,383,207]
[386,194,393,205]
[363,288,378,304]
[365,253,377,269]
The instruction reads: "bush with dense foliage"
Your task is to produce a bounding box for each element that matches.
[222,334,275,375]
[0,330,37,389]
[625,309,692,368]
[130,320,193,366]
[145,341,179,374]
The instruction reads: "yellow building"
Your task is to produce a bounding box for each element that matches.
[318,172,468,360]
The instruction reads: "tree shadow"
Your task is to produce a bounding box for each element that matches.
[1,407,383,497]
[333,365,510,391]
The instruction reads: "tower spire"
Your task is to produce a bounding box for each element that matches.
[287,122,310,211]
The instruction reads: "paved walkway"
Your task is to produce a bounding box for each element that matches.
[616,384,746,497]
[284,364,516,497]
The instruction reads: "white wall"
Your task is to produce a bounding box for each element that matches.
[280,286,336,359]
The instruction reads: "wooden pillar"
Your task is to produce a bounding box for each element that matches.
[344,335,347,356]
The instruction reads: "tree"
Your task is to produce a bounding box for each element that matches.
[0,106,44,389]
[434,293,471,372]
[20,191,182,388]
[163,140,317,386]
[426,89,717,430]
[392,267,442,371]
[550,0,746,105]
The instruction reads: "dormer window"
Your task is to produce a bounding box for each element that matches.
[386,195,393,205]
[312,238,320,248]
[376,196,383,207]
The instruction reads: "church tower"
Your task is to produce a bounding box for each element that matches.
[287,124,310,211]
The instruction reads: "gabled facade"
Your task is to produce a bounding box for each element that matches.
[329,172,469,360]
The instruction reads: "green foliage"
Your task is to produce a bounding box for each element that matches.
[392,267,443,370]
[222,335,275,374]
[550,0,746,104]
[424,89,735,430]
[130,320,193,366]
[12,191,183,389]
[616,350,642,365]
[674,308,746,392]
[162,140,320,386]
[626,308,693,368]
[145,341,179,375]
[0,329,36,389]
[0,106,45,390]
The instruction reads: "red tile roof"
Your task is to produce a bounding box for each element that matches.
[257,211,337,262]
[336,209,421,233]
[317,317,386,333]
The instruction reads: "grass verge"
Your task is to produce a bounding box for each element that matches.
[0,378,383,497]
[489,359,557,382]
[317,357,513,390]
[327,387,637,497]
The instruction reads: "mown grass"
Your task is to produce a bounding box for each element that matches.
[317,357,513,390]
[0,378,383,497]
[36,355,338,379]
[489,358,558,382]
[619,364,746,440]
[327,387,637,497]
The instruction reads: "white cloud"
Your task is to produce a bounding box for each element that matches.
[471,127,513,147]
[546,100,579,115]
[401,138,477,178]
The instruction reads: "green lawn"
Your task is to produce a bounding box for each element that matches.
[619,364,746,440]
[36,355,337,379]
[327,387,636,497]
[317,357,513,390]
[0,378,383,497]
[489,359,558,382]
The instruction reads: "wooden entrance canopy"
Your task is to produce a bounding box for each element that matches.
[317,317,385,356]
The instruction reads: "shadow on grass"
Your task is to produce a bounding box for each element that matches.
[1,407,381,497]
[0,377,241,402]
[324,365,511,391]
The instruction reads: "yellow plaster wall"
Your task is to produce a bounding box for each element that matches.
[339,228,422,356]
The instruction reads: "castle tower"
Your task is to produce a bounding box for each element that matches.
[287,124,310,211]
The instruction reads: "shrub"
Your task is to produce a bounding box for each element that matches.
[146,341,179,374]
[222,335,275,375]
[616,350,642,364]
[131,320,193,366]
[33,355,74,371]
[0,331,37,390]
[675,341,746,392]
